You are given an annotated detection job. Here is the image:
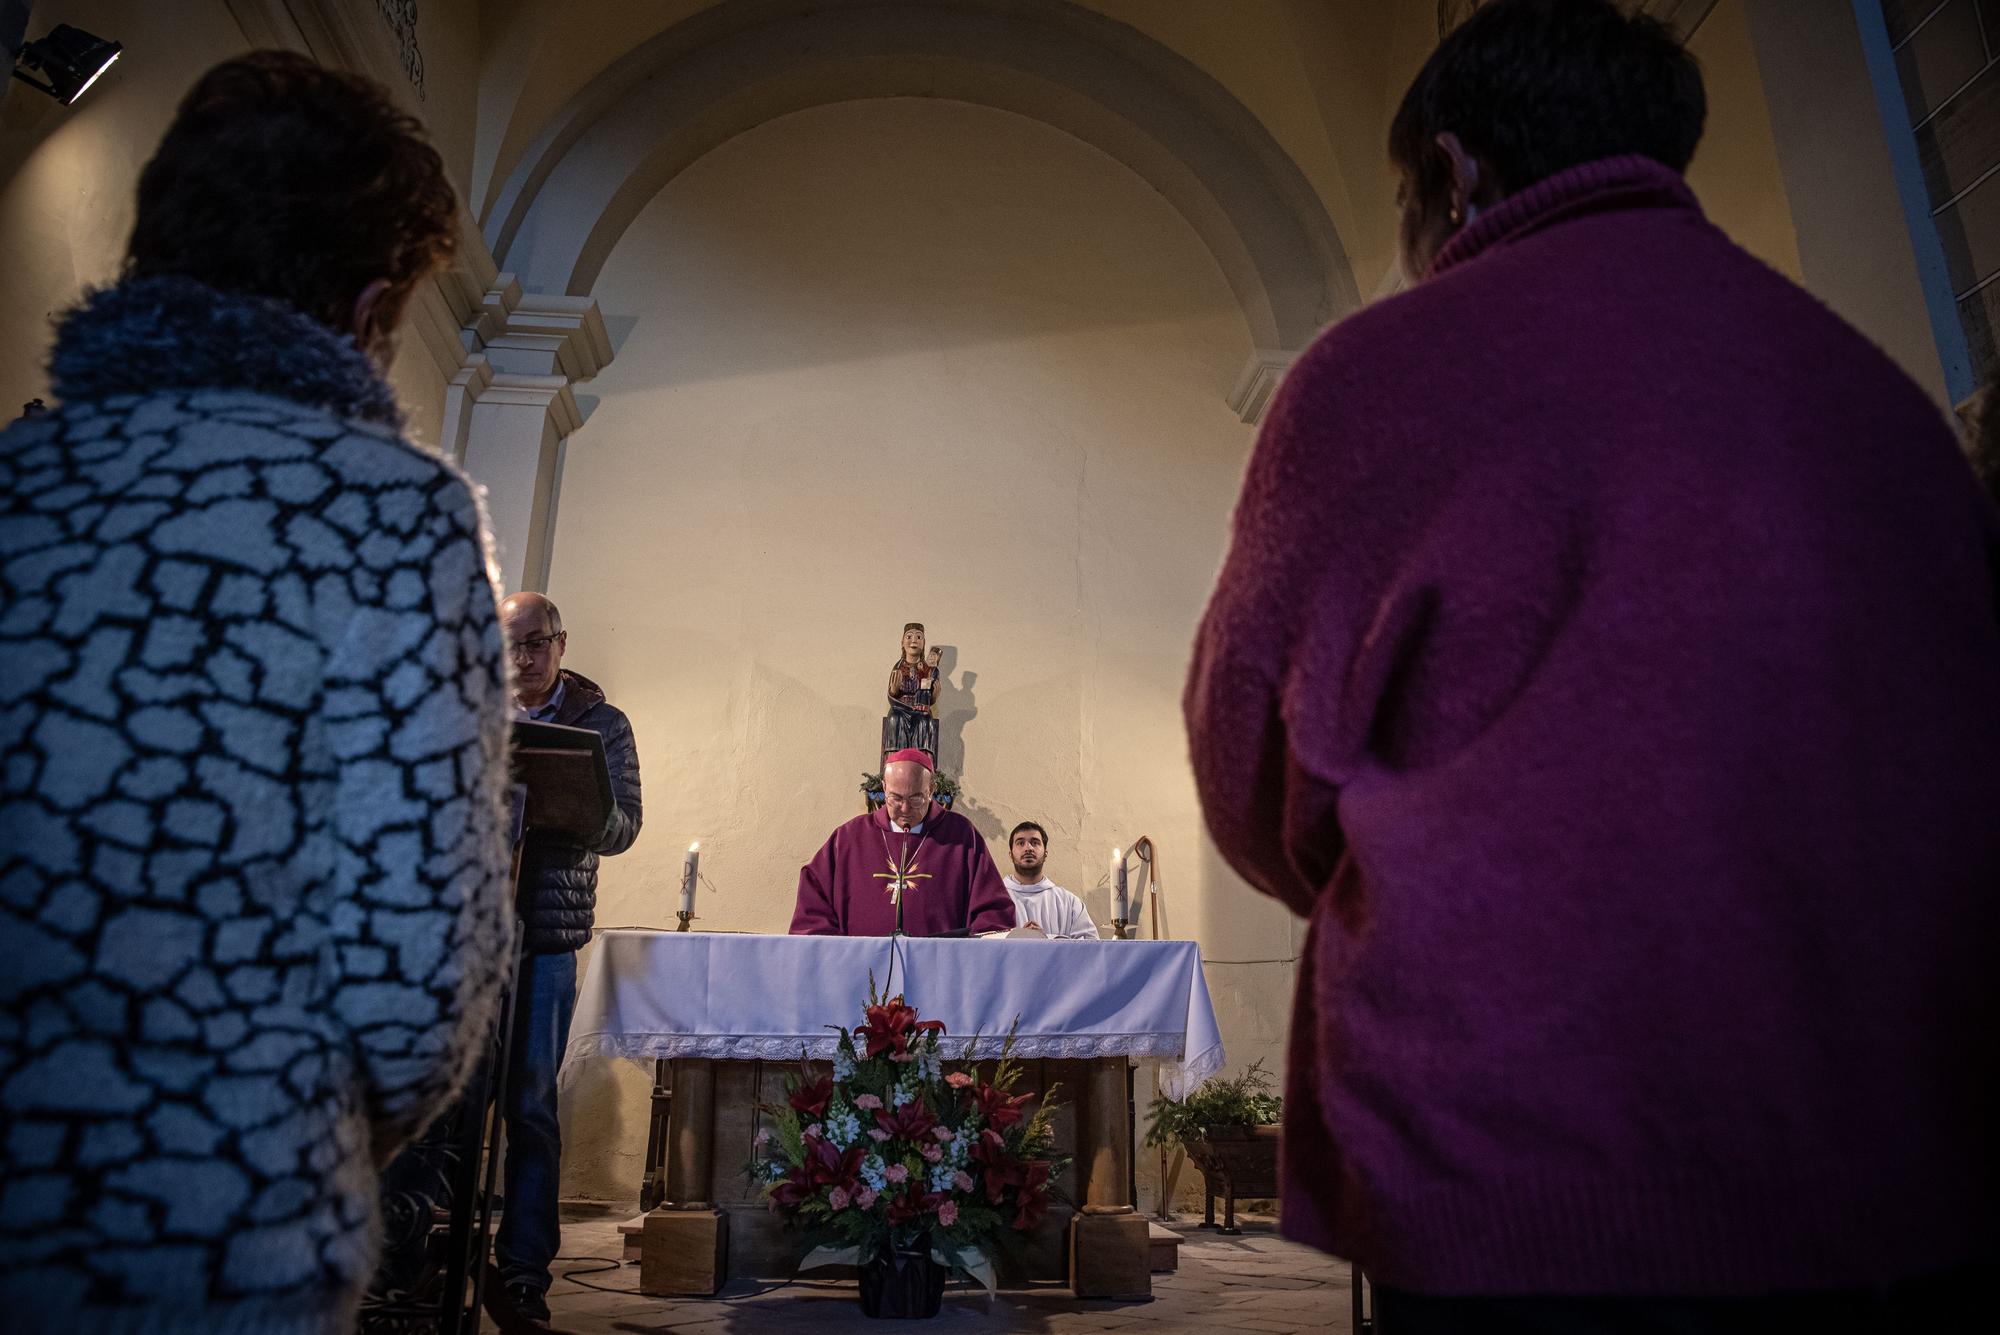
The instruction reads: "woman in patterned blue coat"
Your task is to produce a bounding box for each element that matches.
[0,53,515,1335]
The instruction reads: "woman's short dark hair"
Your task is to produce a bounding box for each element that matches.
[127,51,457,332]
[1390,0,1706,205]
[1009,821,1048,846]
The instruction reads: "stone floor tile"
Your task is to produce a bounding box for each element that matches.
[544,1211,1355,1335]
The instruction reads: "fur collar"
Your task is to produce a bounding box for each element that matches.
[48,275,403,427]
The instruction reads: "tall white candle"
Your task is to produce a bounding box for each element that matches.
[680,841,700,918]
[1112,846,1128,924]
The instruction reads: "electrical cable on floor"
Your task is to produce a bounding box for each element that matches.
[548,1253,812,1301]
[551,1255,628,1296]
[718,1276,804,1301]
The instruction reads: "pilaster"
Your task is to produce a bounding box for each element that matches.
[453,272,612,592]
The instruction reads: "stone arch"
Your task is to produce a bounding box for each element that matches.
[485,0,1358,356]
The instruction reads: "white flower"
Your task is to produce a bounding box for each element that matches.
[860,1154,888,1191]
[891,1084,915,1108]
[833,1048,856,1081]
[825,1110,863,1150]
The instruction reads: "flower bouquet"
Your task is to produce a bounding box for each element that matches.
[750,984,1064,1317]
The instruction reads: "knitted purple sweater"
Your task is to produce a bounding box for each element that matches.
[1186,156,2000,1296]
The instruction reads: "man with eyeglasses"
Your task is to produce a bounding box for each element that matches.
[494,590,642,1323]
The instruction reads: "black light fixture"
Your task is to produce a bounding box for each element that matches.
[11,23,121,106]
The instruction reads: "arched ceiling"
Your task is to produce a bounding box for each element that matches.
[483,0,1358,354]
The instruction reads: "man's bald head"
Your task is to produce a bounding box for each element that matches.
[500,591,567,708]
[499,591,563,637]
[882,759,933,827]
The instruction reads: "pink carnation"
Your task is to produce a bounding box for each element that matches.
[938,1200,959,1226]
[884,1164,909,1184]
[854,1094,884,1110]
[922,1144,943,1163]
[868,1128,892,1142]
[804,1123,822,1139]
[945,1072,974,1089]
[932,1126,954,1142]
[857,1188,878,1210]
[952,1170,973,1192]
[828,1187,850,1210]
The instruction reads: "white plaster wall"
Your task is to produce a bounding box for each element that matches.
[550,97,1298,1204]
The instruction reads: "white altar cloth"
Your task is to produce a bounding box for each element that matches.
[564,931,1227,1099]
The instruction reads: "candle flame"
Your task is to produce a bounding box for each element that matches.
[689,841,700,852]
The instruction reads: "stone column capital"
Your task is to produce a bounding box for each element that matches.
[449,278,613,593]
[1227,350,1296,425]
[466,272,614,384]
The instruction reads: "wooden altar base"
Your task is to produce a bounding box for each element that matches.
[638,1055,1148,1299]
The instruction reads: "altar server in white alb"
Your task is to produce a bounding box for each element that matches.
[1003,821,1102,939]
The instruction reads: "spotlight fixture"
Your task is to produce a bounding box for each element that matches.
[11,24,121,106]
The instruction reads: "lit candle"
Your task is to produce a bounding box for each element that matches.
[1112,846,1128,925]
[680,842,700,920]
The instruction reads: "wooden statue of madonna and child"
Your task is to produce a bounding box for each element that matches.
[865,622,958,812]
[882,621,941,757]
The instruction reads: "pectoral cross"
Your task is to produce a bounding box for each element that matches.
[873,847,931,907]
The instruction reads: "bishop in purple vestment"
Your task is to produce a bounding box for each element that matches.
[790,749,1013,937]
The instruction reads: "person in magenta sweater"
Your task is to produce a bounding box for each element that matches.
[1185,1,1998,1328]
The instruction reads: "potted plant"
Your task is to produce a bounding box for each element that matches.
[1143,1060,1282,1234]
[860,770,960,812]
[751,986,1065,1318]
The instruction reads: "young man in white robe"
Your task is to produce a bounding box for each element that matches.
[1002,822,1101,940]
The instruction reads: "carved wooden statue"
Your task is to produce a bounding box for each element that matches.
[881,621,942,758]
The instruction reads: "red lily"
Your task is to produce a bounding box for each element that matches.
[970,1128,1027,1203]
[856,996,946,1059]
[871,1099,936,1144]
[802,1134,866,1191]
[770,1166,815,1207]
[788,1075,834,1119]
[884,1181,949,1226]
[969,1082,1030,1130]
[1012,1160,1052,1230]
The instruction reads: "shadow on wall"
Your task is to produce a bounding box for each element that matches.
[0,67,66,177]
[953,792,1007,843]
[931,644,977,776]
